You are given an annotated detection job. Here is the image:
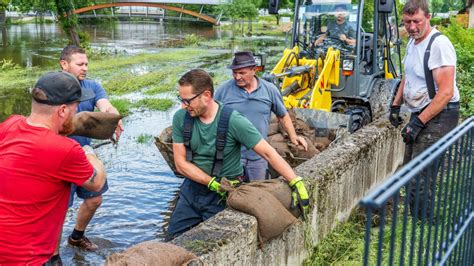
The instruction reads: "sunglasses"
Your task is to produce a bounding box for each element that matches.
[177,90,205,106]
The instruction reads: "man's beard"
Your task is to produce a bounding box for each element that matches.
[59,114,75,135]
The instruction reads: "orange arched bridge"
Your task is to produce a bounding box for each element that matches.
[73,2,223,25]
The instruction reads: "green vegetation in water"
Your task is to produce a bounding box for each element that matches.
[109,98,132,117]
[143,67,186,96]
[103,71,169,95]
[182,34,205,47]
[134,98,174,111]
[136,133,154,144]
[89,49,206,72]
[0,64,43,90]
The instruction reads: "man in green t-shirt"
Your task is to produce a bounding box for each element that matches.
[167,69,310,239]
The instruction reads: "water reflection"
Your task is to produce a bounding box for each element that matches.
[0,21,230,67]
[0,88,31,122]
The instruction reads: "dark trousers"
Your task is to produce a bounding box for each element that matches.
[404,108,459,219]
[166,178,225,240]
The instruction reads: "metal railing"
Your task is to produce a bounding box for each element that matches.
[360,116,473,265]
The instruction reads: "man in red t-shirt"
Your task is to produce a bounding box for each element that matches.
[0,72,107,265]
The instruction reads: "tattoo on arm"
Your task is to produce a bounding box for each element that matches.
[86,168,97,184]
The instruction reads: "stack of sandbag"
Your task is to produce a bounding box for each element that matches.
[71,111,122,140]
[220,178,299,246]
[267,109,332,164]
[106,241,200,266]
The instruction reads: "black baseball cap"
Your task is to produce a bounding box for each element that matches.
[32,72,95,105]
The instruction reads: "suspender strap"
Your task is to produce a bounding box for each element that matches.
[183,112,194,162]
[211,106,233,177]
[423,32,442,99]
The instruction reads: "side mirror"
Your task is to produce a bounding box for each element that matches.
[378,0,394,13]
[269,0,280,15]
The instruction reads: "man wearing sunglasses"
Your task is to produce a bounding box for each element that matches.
[167,69,309,239]
[215,51,308,181]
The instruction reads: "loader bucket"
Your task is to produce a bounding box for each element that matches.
[155,108,350,177]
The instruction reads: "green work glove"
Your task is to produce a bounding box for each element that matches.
[208,177,226,198]
[289,176,310,218]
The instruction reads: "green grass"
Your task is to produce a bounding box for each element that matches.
[136,133,154,144]
[103,71,169,95]
[134,98,175,111]
[109,98,132,117]
[88,49,206,72]
[143,67,186,95]
[305,207,425,265]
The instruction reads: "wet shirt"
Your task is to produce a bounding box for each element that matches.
[215,78,286,160]
[172,103,262,178]
[69,79,108,146]
[327,20,355,39]
[402,28,459,112]
[0,115,93,265]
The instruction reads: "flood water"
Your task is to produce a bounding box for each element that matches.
[0,21,231,264]
[0,21,229,67]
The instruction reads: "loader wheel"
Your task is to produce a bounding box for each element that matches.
[346,107,371,133]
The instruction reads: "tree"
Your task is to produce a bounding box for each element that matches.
[54,0,81,46]
[219,0,259,34]
[9,0,83,46]
[0,0,8,25]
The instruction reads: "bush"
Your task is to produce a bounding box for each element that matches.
[0,59,19,71]
[439,19,474,117]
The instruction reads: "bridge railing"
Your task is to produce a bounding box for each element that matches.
[360,116,473,265]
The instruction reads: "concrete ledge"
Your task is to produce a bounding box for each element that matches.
[171,118,405,265]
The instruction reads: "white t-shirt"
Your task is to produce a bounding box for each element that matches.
[402,28,459,112]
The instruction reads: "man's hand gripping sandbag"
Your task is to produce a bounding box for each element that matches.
[289,176,310,219]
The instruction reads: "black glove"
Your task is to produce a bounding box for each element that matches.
[389,106,403,127]
[401,116,425,144]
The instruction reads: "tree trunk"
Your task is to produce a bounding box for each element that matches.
[55,0,81,46]
[0,9,6,25]
[276,14,280,26]
[1,26,7,47]
[248,17,252,32]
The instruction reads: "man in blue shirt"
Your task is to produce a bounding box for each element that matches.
[215,51,307,180]
[56,45,124,254]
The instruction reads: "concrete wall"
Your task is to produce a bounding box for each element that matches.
[170,118,406,265]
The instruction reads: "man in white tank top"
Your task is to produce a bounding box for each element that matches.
[389,0,460,219]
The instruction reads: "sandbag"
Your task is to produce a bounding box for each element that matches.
[71,111,122,139]
[272,141,291,157]
[289,136,320,159]
[268,122,280,136]
[246,178,301,218]
[106,241,200,266]
[267,133,286,143]
[221,179,297,246]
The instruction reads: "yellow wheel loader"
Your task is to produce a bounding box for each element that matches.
[265,0,403,132]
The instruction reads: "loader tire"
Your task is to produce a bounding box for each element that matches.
[347,106,371,133]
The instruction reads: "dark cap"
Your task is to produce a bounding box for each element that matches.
[32,72,95,105]
[228,51,257,70]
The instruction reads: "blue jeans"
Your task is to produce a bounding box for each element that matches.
[167,178,225,239]
[68,179,109,207]
[240,157,269,181]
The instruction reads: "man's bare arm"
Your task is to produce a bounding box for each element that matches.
[418,66,455,124]
[173,143,212,185]
[80,148,107,192]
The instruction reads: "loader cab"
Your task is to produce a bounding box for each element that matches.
[301,3,358,57]
[292,0,401,99]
